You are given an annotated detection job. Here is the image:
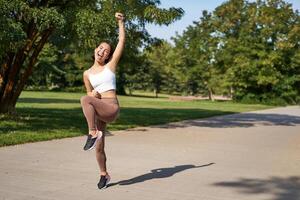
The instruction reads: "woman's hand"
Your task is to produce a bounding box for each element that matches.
[88,90,101,99]
[115,12,125,22]
[93,90,102,99]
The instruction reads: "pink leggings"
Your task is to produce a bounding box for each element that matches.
[80,96,120,131]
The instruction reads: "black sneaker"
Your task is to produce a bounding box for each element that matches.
[98,175,111,189]
[83,134,97,151]
[83,131,103,151]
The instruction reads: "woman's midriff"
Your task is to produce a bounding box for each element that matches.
[100,90,117,98]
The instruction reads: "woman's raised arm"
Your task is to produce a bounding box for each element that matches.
[107,13,125,72]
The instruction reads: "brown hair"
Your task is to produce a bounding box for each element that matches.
[92,41,114,64]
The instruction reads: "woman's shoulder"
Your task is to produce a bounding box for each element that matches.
[105,62,116,74]
[83,67,92,77]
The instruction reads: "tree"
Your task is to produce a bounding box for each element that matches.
[144,41,184,97]
[0,0,184,114]
[214,0,300,103]
[169,0,300,104]
[172,10,224,99]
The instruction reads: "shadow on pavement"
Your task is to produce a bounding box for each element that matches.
[2,106,234,134]
[155,112,300,129]
[108,163,215,187]
[213,176,300,200]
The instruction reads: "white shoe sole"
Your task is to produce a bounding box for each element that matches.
[96,130,103,140]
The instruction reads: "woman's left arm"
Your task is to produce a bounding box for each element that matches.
[108,13,125,72]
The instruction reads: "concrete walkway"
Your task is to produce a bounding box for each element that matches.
[1,106,300,200]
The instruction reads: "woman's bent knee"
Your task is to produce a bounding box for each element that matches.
[80,95,92,105]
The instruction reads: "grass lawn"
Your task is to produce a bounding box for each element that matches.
[0,91,273,147]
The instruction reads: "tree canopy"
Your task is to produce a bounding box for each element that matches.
[145,0,300,104]
[1,0,299,114]
[0,0,184,113]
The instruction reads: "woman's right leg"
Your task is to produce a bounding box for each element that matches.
[95,119,108,176]
[95,119,111,189]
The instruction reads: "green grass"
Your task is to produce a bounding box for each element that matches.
[0,91,273,147]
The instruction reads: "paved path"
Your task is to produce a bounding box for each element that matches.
[1,106,300,200]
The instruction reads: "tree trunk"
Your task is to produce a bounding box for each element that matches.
[230,86,234,99]
[116,82,126,95]
[154,88,158,98]
[0,99,16,114]
[116,65,126,95]
[208,87,215,101]
[128,87,132,96]
[0,28,53,114]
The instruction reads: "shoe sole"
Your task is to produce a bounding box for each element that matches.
[85,131,103,151]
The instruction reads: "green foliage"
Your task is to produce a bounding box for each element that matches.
[0,0,26,56]
[22,0,184,94]
[28,43,61,89]
[4,0,299,106]
[143,41,185,95]
[145,0,300,104]
[143,5,184,25]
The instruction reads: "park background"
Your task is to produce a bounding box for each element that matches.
[0,0,300,146]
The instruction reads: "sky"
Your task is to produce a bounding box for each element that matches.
[145,0,300,42]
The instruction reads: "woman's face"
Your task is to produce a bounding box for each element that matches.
[94,42,111,63]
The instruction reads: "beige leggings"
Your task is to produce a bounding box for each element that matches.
[80,96,119,131]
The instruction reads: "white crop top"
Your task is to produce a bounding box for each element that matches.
[88,65,116,93]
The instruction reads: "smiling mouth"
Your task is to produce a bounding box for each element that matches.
[97,52,103,58]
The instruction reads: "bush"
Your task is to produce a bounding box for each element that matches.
[239,93,288,106]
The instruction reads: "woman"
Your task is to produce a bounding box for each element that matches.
[80,12,125,189]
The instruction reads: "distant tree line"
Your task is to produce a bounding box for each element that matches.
[144,0,300,104]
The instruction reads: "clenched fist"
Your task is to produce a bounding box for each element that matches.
[115,12,125,22]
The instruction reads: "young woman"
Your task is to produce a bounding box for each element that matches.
[80,12,125,189]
